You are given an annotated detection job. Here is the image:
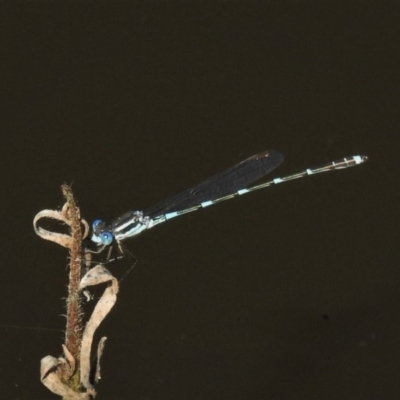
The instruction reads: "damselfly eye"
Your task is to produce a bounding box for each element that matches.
[92,219,104,231]
[100,231,113,245]
[92,219,105,235]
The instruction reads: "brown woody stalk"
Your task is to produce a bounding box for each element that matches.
[61,184,84,389]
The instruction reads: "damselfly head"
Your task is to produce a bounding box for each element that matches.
[91,219,114,246]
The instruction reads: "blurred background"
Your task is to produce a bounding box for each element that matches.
[0,2,398,399]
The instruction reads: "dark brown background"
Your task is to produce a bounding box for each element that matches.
[0,2,398,399]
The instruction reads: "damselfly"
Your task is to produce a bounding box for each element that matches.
[88,150,367,255]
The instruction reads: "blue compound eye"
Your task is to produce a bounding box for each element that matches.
[92,219,104,231]
[100,231,114,245]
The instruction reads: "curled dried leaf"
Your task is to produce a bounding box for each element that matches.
[41,355,93,400]
[33,206,90,248]
[80,265,119,390]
